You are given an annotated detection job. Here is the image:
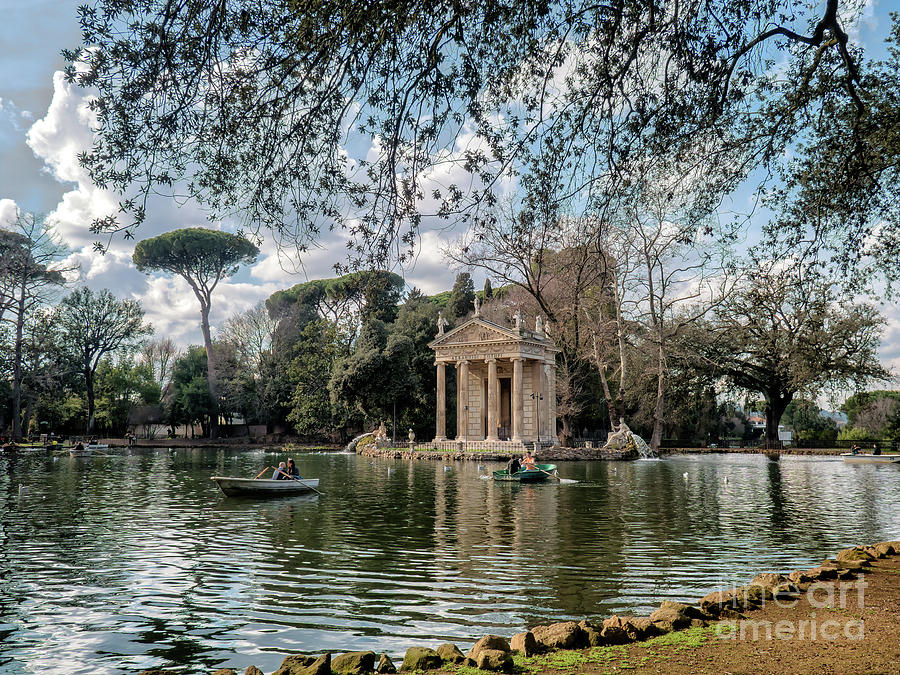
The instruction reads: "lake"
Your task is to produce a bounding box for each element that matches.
[1,449,897,674]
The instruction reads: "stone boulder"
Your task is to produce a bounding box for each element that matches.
[699,587,761,615]
[399,647,442,672]
[750,574,800,599]
[466,635,511,662]
[807,566,838,581]
[273,654,331,675]
[871,542,895,557]
[874,541,899,556]
[376,654,396,674]
[628,617,661,641]
[831,559,870,573]
[788,570,815,585]
[245,668,264,675]
[435,644,465,664]
[598,616,633,645]
[577,620,603,647]
[835,547,874,565]
[510,631,540,656]
[649,601,704,632]
[531,621,585,649]
[475,649,513,672]
[332,651,377,675]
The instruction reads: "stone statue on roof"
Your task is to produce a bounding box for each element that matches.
[436,311,449,336]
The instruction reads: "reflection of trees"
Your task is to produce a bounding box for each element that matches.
[765,460,788,535]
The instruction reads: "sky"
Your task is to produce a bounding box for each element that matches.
[0,0,899,385]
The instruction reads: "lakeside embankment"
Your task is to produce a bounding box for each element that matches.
[52,436,877,458]
[356,444,876,462]
[167,541,899,675]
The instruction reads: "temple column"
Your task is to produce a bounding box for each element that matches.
[486,358,499,440]
[532,360,543,441]
[544,361,555,443]
[511,357,523,442]
[456,360,469,440]
[435,361,446,440]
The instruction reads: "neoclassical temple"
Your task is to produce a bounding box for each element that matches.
[429,303,558,451]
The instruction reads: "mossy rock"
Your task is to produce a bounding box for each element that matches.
[332,650,377,674]
[399,647,442,672]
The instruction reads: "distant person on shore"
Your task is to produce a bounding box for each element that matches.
[272,461,288,479]
[287,458,302,479]
[873,443,881,456]
[507,455,521,476]
[851,444,860,455]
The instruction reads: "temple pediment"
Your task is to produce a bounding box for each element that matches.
[429,318,522,348]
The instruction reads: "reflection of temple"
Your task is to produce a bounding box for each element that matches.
[429,308,559,450]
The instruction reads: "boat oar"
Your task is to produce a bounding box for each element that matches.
[535,466,561,481]
[255,466,274,479]
[275,468,324,495]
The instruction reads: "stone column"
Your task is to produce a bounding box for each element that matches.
[544,361,555,443]
[456,360,469,440]
[435,361,446,440]
[532,360,543,441]
[511,357,523,442]
[486,358,499,440]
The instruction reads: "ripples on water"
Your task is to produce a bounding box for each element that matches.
[1,450,897,674]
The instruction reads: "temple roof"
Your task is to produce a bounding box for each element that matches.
[428,316,554,351]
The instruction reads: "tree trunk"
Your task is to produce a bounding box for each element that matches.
[764,392,792,449]
[199,302,219,439]
[613,285,627,424]
[650,339,666,452]
[11,277,26,441]
[592,334,618,431]
[85,367,96,434]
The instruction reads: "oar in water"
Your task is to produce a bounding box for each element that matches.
[275,468,324,495]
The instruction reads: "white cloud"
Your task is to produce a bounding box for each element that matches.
[26,71,95,185]
[0,198,19,226]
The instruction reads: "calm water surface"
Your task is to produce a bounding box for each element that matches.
[1,450,898,674]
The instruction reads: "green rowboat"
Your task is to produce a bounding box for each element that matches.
[492,463,558,483]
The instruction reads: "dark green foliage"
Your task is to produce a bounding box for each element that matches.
[287,321,351,440]
[169,346,215,437]
[329,319,419,424]
[447,273,475,321]
[56,287,153,434]
[483,278,493,299]
[93,359,161,435]
[782,399,838,442]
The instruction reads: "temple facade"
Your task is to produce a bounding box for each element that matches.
[428,307,559,451]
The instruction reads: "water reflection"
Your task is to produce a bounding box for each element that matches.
[0,450,897,674]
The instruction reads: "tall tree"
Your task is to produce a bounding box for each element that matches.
[57,288,153,434]
[691,268,889,448]
[133,228,259,437]
[0,212,68,440]
[446,272,475,322]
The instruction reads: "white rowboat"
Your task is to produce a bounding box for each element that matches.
[841,453,900,464]
[211,476,320,497]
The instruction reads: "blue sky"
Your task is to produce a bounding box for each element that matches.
[1,0,898,383]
